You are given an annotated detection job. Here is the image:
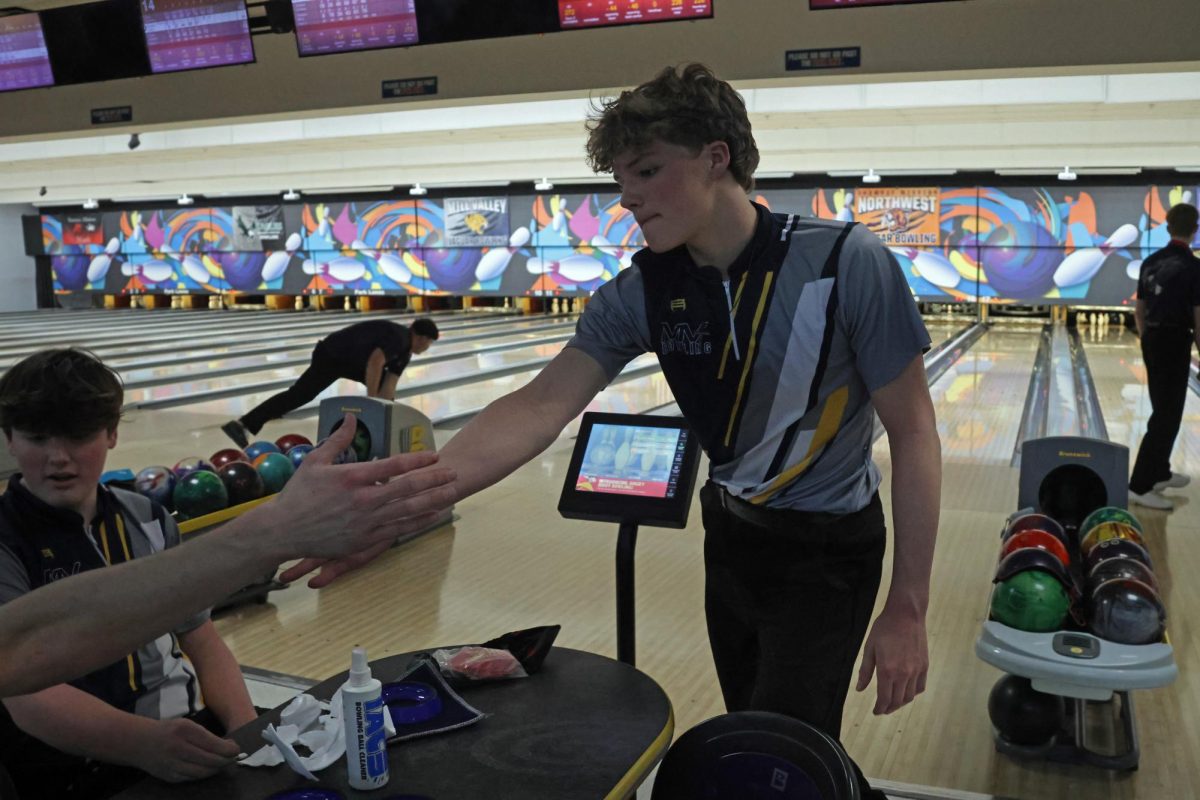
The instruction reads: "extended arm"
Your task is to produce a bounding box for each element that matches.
[178,621,257,732]
[0,415,456,698]
[855,354,941,714]
[364,348,389,397]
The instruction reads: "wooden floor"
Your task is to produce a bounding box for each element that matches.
[9,311,1199,798]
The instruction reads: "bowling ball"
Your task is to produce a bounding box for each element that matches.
[999,530,1071,568]
[288,443,314,469]
[990,570,1072,632]
[994,548,1079,598]
[1087,558,1158,592]
[1003,512,1071,553]
[274,433,313,455]
[172,470,229,520]
[1088,578,1166,645]
[1082,537,1153,575]
[1080,506,1143,536]
[245,441,281,462]
[210,252,265,291]
[210,448,249,470]
[351,423,372,462]
[134,465,176,509]
[1080,522,1143,557]
[987,675,1065,746]
[981,222,1062,297]
[52,253,90,291]
[217,461,265,506]
[422,247,483,293]
[255,452,296,494]
[173,456,214,479]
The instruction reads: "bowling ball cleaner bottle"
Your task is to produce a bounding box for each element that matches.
[342,647,389,790]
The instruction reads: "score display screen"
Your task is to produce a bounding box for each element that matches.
[576,423,689,499]
[810,0,959,6]
[0,13,54,92]
[292,0,419,56]
[558,0,712,29]
[140,0,254,74]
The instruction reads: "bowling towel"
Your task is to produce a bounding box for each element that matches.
[385,657,487,743]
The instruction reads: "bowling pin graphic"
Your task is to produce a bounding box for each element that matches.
[181,253,211,285]
[890,248,960,290]
[87,237,121,284]
[613,439,632,472]
[475,227,532,282]
[263,232,303,282]
[1053,223,1139,288]
[378,251,413,285]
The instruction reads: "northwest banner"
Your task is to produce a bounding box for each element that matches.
[855,187,940,246]
[444,196,510,247]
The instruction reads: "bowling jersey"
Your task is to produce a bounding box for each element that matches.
[0,480,206,720]
[317,319,413,382]
[567,203,930,514]
[1136,240,1200,331]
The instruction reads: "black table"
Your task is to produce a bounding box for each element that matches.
[116,647,674,799]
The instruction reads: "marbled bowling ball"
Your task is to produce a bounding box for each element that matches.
[274,433,313,455]
[52,251,90,291]
[217,461,265,506]
[210,252,266,291]
[1088,578,1166,645]
[316,436,357,465]
[173,470,228,520]
[210,448,249,470]
[134,465,176,509]
[982,222,1062,297]
[244,440,281,462]
[255,452,295,494]
[287,443,314,469]
[422,248,483,293]
[173,457,214,480]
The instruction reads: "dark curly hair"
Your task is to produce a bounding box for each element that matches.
[411,317,439,340]
[0,348,123,438]
[585,63,760,192]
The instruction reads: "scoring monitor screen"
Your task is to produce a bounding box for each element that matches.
[0,13,54,92]
[558,0,712,29]
[292,0,419,56]
[140,0,255,74]
[810,0,961,6]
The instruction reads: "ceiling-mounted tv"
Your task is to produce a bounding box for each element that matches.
[810,0,963,7]
[291,0,419,56]
[0,13,54,92]
[40,0,152,85]
[140,0,255,74]
[558,0,712,29]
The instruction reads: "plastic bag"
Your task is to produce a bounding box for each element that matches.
[430,646,527,681]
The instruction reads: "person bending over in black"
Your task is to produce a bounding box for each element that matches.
[222,317,438,448]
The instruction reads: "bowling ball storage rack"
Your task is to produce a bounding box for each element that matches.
[975,436,1178,770]
[178,495,286,611]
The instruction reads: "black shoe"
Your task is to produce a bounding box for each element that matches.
[221,420,249,449]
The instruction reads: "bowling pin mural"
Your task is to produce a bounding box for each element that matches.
[86,238,121,284]
[1053,223,1139,287]
[475,227,532,282]
[889,247,961,291]
[262,232,303,282]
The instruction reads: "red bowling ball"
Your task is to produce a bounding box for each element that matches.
[274,433,313,455]
[211,448,249,470]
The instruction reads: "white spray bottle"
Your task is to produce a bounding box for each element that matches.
[341,646,389,790]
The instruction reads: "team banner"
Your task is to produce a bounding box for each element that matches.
[854,187,940,246]
[443,196,510,248]
[230,205,287,252]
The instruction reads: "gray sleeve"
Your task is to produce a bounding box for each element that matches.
[565,267,653,383]
[0,544,31,606]
[836,224,932,393]
[160,511,211,634]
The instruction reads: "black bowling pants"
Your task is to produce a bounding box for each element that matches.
[700,482,887,798]
[240,342,344,435]
[1129,327,1194,494]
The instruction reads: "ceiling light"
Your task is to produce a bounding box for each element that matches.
[534,178,554,192]
[82,198,99,210]
[862,169,882,184]
[1057,166,1077,181]
[282,189,301,201]
[177,193,194,205]
[409,183,428,196]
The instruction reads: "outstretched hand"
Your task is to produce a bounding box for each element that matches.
[252,413,456,583]
[854,604,928,715]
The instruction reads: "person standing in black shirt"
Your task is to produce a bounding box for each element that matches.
[222,317,439,447]
[1129,203,1200,510]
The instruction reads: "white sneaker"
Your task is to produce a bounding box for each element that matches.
[1154,473,1191,491]
[1130,490,1174,511]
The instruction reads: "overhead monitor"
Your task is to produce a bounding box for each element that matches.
[0,13,54,92]
[558,0,712,29]
[140,0,255,74]
[291,0,419,56]
[40,0,152,85]
[558,412,702,529]
[810,0,962,7]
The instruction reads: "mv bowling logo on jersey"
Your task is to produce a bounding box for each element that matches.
[660,322,712,356]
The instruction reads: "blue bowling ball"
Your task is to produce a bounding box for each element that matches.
[245,440,281,461]
[135,465,176,509]
[288,443,314,469]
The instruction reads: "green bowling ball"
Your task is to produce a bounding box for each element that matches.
[255,451,295,495]
[172,470,229,520]
[1080,506,1143,536]
[990,570,1072,632]
[351,421,373,462]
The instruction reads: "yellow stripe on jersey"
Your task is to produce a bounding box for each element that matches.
[749,385,850,505]
[114,516,132,562]
[723,272,774,447]
[717,273,748,380]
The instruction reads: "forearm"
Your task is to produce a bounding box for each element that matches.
[0,512,279,697]
[372,372,399,399]
[884,428,941,618]
[4,687,157,766]
[363,349,386,396]
[180,625,257,732]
